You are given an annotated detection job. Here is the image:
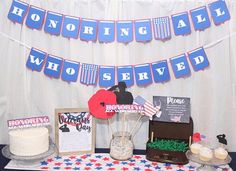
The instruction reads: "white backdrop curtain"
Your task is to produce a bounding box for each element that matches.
[0,0,236,151]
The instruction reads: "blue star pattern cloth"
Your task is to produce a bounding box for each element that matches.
[7,153,227,171]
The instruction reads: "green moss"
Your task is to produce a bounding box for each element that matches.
[147,139,188,152]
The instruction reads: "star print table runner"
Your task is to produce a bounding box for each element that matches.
[5,153,232,171]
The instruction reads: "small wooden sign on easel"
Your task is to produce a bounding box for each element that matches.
[55,108,95,156]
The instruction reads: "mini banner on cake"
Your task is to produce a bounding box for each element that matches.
[26,6,46,30]
[152,17,171,41]
[172,12,191,36]
[44,11,63,35]
[117,21,133,43]
[62,16,80,39]
[99,66,115,87]
[80,19,98,41]
[8,0,29,24]
[44,55,63,78]
[134,64,153,86]
[117,65,134,87]
[170,54,191,78]
[134,19,152,42]
[190,6,211,31]
[188,47,209,71]
[80,63,98,85]
[208,0,230,25]
[151,60,170,83]
[61,60,80,82]
[26,48,47,72]
[8,116,50,130]
[98,21,115,43]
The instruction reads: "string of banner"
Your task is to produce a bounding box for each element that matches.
[7,0,231,87]
[8,0,230,43]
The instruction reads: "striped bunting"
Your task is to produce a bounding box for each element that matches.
[152,16,171,41]
[80,63,98,85]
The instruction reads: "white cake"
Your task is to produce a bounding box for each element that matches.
[9,127,49,156]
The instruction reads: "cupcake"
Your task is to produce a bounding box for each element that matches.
[199,147,213,161]
[190,143,202,154]
[214,147,228,160]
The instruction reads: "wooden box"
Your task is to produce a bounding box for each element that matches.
[146,118,193,164]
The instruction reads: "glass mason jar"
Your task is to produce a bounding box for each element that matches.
[110,131,134,161]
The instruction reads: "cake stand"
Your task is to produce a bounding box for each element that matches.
[186,150,232,171]
[2,139,56,166]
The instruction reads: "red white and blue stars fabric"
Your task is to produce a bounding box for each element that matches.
[38,154,232,171]
[5,153,232,171]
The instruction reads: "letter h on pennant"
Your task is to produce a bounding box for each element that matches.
[8,0,29,24]
[44,55,63,78]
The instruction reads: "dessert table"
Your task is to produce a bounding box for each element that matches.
[1,145,234,171]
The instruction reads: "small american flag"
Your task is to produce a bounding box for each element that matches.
[152,17,171,41]
[133,96,157,119]
[80,63,98,85]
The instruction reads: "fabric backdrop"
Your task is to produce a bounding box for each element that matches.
[0,0,236,151]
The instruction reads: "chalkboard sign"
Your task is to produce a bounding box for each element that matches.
[153,96,190,123]
[55,108,95,155]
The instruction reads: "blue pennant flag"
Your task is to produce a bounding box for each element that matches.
[61,60,80,82]
[117,21,133,43]
[26,48,47,71]
[80,63,98,85]
[62,16,80,39]
[99,66,115,87]
[117,66,134,87]
[8,0,29,24]
[151,60,170,83]
[170,54,191,78]
[98,20,115,43]
[134,19,152,42]
[208,0,230,25]
[25,6,46,30]
[188,47,209,71]
[134,64,153,86]
[80,19,98,41]
[172,12,191,36]
[44,11,63,35]
[44,55,63,78]
[152,17,171,41]
[190,6,211,31]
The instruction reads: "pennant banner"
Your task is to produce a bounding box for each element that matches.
[8,0,231,43]
[26,46,210,87]
[80,63,98,85]
[170,54,191,79]
[152,16,171,41]
[26,6,46,30]
[61,60,80,82]
[99,66,115,87]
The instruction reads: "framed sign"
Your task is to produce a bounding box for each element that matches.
[55,108,95,155]
[153,96,190,123]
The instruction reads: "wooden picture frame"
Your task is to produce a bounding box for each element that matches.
[55,108,95,156]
